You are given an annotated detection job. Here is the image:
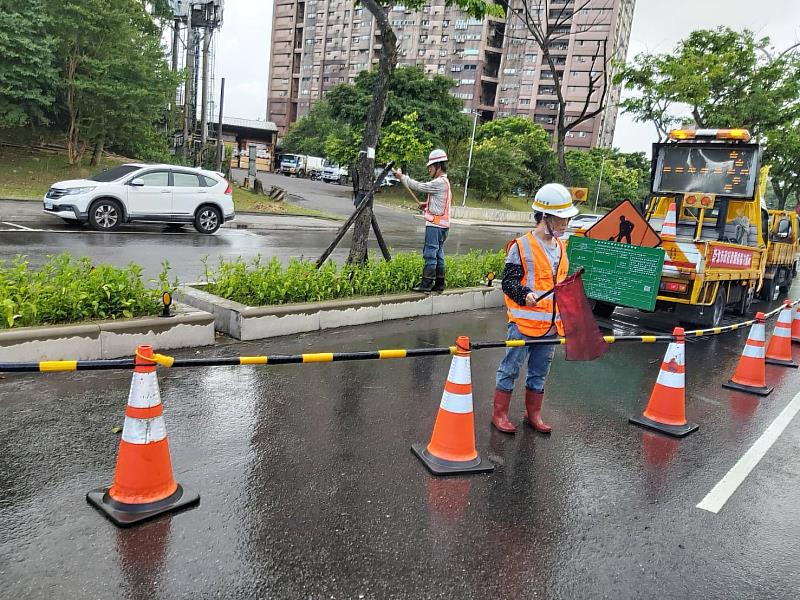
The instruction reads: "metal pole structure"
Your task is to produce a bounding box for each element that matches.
[200,30,212,154]
[593,154,606,213]
[215,77,225,173]
[462,110,479,207]
[182,2,193,161]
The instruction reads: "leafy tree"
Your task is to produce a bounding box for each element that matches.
[0,0,57,128]
[475,116,556,195]
[324,127,362,169]
[46,0,179,164]
[465,138,527,202]
[566,149,645,210]
[282,101,339,157]
[320,65,473,149]
[764,123,800,209]
[616,28,800,135]
[376,112,432,170]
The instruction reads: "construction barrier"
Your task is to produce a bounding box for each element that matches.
[4,299,800,525]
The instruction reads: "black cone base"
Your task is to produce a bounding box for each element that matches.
[765,357,798,368]
[722,380,774,397]
[629,414,699,438]
[87,483,200,528]
[411,443,494,476]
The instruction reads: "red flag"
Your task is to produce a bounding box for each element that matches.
[555,269,609,361]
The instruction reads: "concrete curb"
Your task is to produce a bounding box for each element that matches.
[0,303,215,361]
[177,284,505,341]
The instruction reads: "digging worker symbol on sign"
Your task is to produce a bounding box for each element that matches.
[612,215,635,244]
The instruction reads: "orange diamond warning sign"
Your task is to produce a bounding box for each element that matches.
[585,199,662,248]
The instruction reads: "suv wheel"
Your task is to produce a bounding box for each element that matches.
[89,199,123,231]
[194,205,222,234]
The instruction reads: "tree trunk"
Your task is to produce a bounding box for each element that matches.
[347,1,397,265]
[90,136,104,167]
[556,129,569,183]
[773,180,787,209]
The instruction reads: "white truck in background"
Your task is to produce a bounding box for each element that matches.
[278,154,324,178]
[321,160,349,184]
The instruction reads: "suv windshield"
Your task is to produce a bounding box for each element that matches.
[89,165,141,182]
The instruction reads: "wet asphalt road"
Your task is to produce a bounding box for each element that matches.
[0,197,520,281]
[2,303,799,599]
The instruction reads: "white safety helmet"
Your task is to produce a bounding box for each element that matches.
[532,183,580,219]
[427,148,448,167]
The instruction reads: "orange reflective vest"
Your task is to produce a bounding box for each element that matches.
[424,175,451,228]
[504,232,569,337]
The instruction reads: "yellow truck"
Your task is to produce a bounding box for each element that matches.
[638,128,768,327]
[761,208,800,300]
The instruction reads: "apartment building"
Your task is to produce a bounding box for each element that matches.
[267,0,636,149]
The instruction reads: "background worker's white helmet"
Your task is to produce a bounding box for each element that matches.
[532,183,580,219]
[427,148,448,167]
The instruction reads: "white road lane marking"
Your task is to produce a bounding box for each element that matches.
[697,390,800,514]
[1,221,36,230]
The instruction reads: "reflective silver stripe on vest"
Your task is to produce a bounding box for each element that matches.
[508,308,559,322]
[519,234,537,287]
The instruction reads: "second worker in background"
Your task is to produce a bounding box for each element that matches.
[393,149,451,293]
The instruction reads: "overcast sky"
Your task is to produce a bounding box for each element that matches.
[213,0,799,154]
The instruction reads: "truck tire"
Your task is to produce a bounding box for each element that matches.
[761,277,779,302]
[591,300,616,319]
[778,267,793,293]
[733,285,754,317]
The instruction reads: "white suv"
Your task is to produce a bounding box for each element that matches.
[43,163,236,234]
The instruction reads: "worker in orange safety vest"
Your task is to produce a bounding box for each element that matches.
[491,183,579,434]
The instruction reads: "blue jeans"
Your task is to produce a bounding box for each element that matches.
[423,226,448,270]
[495,322,557,392]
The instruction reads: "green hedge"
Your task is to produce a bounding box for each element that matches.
[202,250,506,306]
[0,254,165,329]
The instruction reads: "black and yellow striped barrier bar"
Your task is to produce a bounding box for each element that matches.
[2,299,797,374]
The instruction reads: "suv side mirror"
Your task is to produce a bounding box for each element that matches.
[129,178,144,187]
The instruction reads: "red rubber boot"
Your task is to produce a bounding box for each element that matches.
[523,388,551,433]
[491,388,517,433]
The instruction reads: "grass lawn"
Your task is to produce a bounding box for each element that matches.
[231,186,337,219]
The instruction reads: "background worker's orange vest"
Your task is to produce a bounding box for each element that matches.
[504,232,569,337]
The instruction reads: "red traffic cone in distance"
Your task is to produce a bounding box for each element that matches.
[412,336,493,475]
[630,327,698,437]
[765,301,798,368]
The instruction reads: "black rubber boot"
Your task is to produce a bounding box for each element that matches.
[432,267,445,293]
[412,266,437,293]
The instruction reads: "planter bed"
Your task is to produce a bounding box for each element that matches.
[0,303,215,362]
[177,283,504,341]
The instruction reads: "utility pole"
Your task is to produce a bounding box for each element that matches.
[182,1,194,162]
[593,154,606,213]
[215,77,225,173]
[200,29,212,157]
[171,18,180,72]
[462,109,480,207]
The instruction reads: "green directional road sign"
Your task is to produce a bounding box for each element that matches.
[567,237,665,311]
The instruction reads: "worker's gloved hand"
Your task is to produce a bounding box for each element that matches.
[525,292,539,307]
[392,169,403,179]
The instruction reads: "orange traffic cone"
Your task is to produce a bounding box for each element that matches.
[87,345,199,527]
[660,202,677,237]
[791,302,800,343]
[722,313,773,396]
[412,336,494,475]
[630,328,698,437]
[765,301,798,368]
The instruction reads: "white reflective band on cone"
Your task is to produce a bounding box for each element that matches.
[742,345,765,359]
[439,391,474,414]
[656,368,684,389]
[749,325,765,343]
[774,324,792,336]
[122,416,167,444]
[447,355,471,385]
[127,372,162,409]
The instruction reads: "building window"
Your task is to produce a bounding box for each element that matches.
[520,98,530,105]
